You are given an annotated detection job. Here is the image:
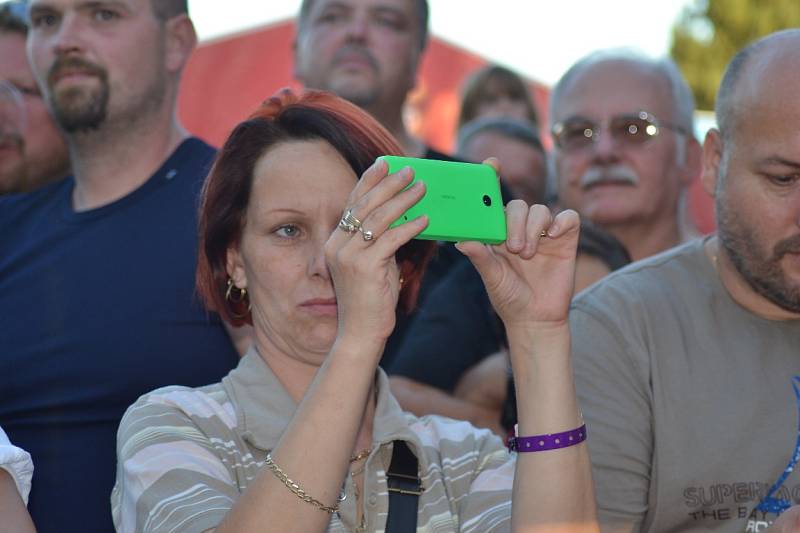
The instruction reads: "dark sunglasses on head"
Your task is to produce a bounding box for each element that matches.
[551,111,688,152]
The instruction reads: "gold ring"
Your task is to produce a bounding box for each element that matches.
[540,230,548,238]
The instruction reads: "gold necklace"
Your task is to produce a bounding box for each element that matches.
[351,463,367,533]
[350,447,371,463]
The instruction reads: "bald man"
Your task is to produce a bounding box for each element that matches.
[570,30,800,532]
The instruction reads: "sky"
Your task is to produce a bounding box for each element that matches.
[189,0,695,86]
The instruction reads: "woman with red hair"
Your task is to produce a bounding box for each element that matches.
[111,89,597,533]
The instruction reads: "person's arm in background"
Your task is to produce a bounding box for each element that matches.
[0,469,36,533]
[389,261,507,434]
[0,427,35,533]
[390,374,506,437]
[452,350,509,409]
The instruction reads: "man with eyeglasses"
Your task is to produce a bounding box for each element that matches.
[549,50,702,261]
[0,1,241,532]
[0,0,68,193]
[570,34,800,532]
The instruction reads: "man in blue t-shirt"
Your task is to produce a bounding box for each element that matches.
[0,2,242,532]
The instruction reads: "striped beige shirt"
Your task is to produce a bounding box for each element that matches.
[111,348,515,532]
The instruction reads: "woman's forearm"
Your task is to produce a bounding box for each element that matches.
[216,336,383,533]
[506,324,598,533]
[0,469,36,533]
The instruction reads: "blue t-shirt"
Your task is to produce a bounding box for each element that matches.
[0,138,239,533]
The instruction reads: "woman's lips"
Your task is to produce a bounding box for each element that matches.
[300,298,338,316]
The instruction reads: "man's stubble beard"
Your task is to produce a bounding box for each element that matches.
[51,82,109,133]
[47,53,168,135]
[322,66,381,110]
[717,186,800,313]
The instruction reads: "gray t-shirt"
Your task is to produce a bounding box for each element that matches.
[571,238,800,532]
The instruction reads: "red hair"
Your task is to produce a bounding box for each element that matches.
[197,88,436,326]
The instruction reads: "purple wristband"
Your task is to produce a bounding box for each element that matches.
[508,424,587,452]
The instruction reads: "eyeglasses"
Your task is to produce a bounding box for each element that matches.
[551,111,687,152]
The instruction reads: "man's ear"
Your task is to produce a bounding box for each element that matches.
[164,14,198,74]
[226,245,248,289]
[701,128,724,197]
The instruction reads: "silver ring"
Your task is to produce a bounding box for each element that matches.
[361,228,374,241]
[342,209,362,229]
[338,218,357,234]
[338,209,362,234]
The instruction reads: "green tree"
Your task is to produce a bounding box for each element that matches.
[670,0,800,111]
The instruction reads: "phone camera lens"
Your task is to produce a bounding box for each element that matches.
[482,195,492,207]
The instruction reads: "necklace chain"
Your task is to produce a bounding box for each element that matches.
[351,459,368,532]
[350,447,371,463]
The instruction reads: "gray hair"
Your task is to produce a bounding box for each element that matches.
[549,49,696,137]
[457,116,544,156]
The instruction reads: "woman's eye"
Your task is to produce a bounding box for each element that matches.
[275,225,300,238]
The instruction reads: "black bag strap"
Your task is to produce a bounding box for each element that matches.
[385,440,422,533]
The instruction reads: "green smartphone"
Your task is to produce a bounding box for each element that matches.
[381,155,506,244]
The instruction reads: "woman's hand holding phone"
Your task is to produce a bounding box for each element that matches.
[455,159,580,333]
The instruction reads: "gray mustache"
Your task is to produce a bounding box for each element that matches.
[580,165,639,188]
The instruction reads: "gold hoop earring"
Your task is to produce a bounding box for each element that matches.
[225,278,251,319]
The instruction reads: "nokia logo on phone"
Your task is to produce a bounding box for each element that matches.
[440,194,456,200]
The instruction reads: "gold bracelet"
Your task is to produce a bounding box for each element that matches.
[264,453,340,514]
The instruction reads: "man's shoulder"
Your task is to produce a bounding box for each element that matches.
[0,178,70,226]
[169,137,217,183]
[574,239,710,311]
[179,136,217,161]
